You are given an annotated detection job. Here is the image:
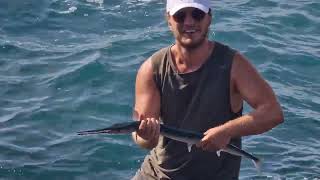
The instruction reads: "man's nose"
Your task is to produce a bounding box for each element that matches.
[183,13,195,25]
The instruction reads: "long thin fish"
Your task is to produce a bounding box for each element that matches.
[78,121,262,171]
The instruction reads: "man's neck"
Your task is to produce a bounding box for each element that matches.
[171,40,214,73]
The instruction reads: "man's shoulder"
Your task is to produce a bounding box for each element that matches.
[150,46,171,59]
[148,45,171,68]
[213,41,236,52]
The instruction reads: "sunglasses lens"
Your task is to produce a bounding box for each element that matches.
[192,9,206,21]
[173,11,186,23]
[173,9,206,23]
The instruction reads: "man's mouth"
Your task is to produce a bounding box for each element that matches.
[184,30,196,33]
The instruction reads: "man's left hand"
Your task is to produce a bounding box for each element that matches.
[197,126,231,152]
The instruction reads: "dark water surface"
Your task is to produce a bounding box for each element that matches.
[0,0,319,179]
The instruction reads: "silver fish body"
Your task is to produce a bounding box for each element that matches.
[78,121,262,171]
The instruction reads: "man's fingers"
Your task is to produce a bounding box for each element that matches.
[150,118,159,139]
[147,119,154,137]
[203,130,209,135]
[137,118,160,141]
[202,141,218,152]
[155,119,160,135]
[138,119,149,138]
[199,134,219,151]
[149,118,156,139]
[201,133,210,143]
[139,119,146,131]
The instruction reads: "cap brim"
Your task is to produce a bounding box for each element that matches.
[169,3,209,15]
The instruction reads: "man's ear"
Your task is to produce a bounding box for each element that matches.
[166,13,173,30]
[206,14,212,27]
[168,21,172,30]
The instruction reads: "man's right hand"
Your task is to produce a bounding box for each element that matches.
[136,118,160,142]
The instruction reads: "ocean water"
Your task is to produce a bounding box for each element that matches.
[0,0,319,179]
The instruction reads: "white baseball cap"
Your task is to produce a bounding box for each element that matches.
[166,0,210,15]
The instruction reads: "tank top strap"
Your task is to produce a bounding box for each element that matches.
[150,46,171,94]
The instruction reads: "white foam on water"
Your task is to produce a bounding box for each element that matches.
[86,0,104,5]
[57,6,78,14]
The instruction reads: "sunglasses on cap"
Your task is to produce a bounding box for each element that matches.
[173,8,211,23]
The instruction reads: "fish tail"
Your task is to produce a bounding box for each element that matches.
[252,158,262,173]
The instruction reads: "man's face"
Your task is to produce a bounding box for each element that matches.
[167,7,211,49]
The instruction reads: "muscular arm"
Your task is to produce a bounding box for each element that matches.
[223,53,284,137]
[200,53,284,151]
[132,58,161,149]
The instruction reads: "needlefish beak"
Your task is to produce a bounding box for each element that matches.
[77,121,140,135]
[77,128,117,135]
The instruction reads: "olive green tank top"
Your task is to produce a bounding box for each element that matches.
[139,42,242,180]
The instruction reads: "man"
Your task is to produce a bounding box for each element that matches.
[132,0,284,179]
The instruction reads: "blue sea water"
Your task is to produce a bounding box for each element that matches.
[0,0,319,179]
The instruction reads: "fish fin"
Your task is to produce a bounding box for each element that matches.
[216,150,222,157]
[252,158,262,173]
[187,144,193,152]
